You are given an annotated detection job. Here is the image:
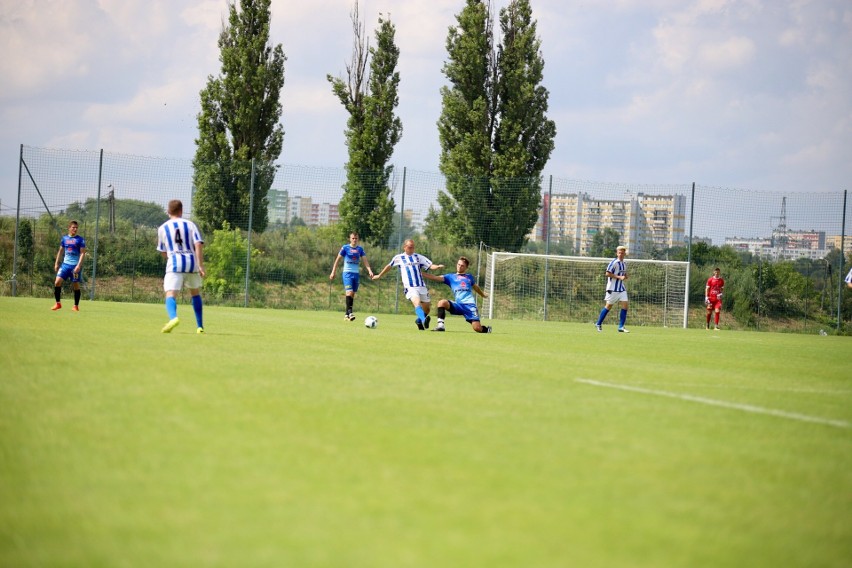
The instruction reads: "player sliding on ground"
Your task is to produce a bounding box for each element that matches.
[423,256,491,334]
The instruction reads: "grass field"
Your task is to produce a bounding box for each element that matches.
[1,296,851,567]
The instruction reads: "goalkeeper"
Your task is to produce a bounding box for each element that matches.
[705,267,725,330]
[423,256,491,334]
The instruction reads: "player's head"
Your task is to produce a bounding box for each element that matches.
[68,220,78,235]
[456,256,470,273]
[616,246,627,257]
[713,267,721,276]
[349,232,359,243]
[167,199,183,217]
[403,239,415,254]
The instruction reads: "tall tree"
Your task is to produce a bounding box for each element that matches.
[429,0,555,251]
[193,0,285,233]
[328,3,402,246]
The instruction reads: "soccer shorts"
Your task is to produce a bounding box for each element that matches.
[404,286,431,304]
[163,271,203,292]
[604,290,628,305]
[448,301,480,322]
[342,272,360,293]
[56,263,81,283]
[707,297,722,311]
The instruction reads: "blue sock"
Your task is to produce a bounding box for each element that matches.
[166,297,178,319]
[192,295,203,328]
[596,308,609,326]
[415,306,426,322]
[619,309,627,327]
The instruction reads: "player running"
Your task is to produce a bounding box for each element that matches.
[705,267,725,330]
[372,239,443,330]
[52,220,87,311]
[423,256,491,334]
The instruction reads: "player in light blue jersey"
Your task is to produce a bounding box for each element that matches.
[372,239,444,330]
[52,220,87,311]
[423,256,491,333]
[330,232,374,321]
[595,245,629,332]
[157,199,206,334]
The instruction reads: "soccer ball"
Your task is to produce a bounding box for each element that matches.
[364,316,378,329]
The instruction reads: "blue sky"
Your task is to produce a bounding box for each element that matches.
[1,0,851,218]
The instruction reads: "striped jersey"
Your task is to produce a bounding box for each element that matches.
[605,258,627,292]
[157,218,204,273]
[846,268,852,286]
[388,252,433,289]
[339,244,367,273]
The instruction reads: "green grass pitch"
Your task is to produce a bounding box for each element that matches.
[1,297,851,567]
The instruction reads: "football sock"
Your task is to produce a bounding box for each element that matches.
[596,307,609,325]
[345,296,353,314]
[415,306,426,322]
[54,286,62,302]
[192,295,203,328]
[166,297,178,319]
[74,289,81,306]
[715,313,720,325]
[619,309,627,327]
[437,306,446,319]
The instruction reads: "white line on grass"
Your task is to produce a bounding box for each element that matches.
[632,383,852,395]
[575,378,850,429]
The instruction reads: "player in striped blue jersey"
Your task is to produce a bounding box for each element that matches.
[846,267,852,290]
[595,245,630,333]
[372,239,444,330]
[157,199,206,334]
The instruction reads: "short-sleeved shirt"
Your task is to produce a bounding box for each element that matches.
[339,244,367,273]
[605,258,627,292]
[441,272,477,305]
[157,218,204,274]
[846,268,852,286]
[388,253,432,289]
[706,276,725,300]
[60,235,86,266]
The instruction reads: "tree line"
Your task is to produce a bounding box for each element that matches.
[192,0,555,252]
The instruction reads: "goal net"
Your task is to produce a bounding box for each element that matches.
[482,252,689,328]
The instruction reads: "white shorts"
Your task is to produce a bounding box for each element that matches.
[164,272,203,292]
[604,290,628,305]
[404,286,431,304]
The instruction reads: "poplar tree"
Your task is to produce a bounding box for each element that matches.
[429,0,555,251]
[193,0,285,233]
[328,4,402,246]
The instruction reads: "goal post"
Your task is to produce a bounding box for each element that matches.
[484,252,690,328]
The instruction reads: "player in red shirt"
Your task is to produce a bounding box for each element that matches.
[705,267,725,330]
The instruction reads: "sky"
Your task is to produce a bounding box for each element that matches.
[2,0,851,222]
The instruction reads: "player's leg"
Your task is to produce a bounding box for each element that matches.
[421,300,431,328]
[343,273,357,320]
[408,291,427,330]
[706,304,712,329]
[72,281,81,311]
[433,299,451,331]
[162,273,181,333]
[52,275,64,309]
[596,299,613,330]
[618,300,629,332]
[714,306,721,329]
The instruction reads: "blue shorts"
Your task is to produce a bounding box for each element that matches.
[342,272,360,293]
[448,301,480,322]
[56,263,81,283]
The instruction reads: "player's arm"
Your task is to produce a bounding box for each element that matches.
[473,284,488,299]
[427,263,445,271]
[74,247,87,274]
[195,241,206,277]
[54,245,63,271]
[330,253,342,279]
[605,270,624,281]
[705,281,710,303]
[363,256,374,278]
[422,272,444,283]
[372,263,392,280]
